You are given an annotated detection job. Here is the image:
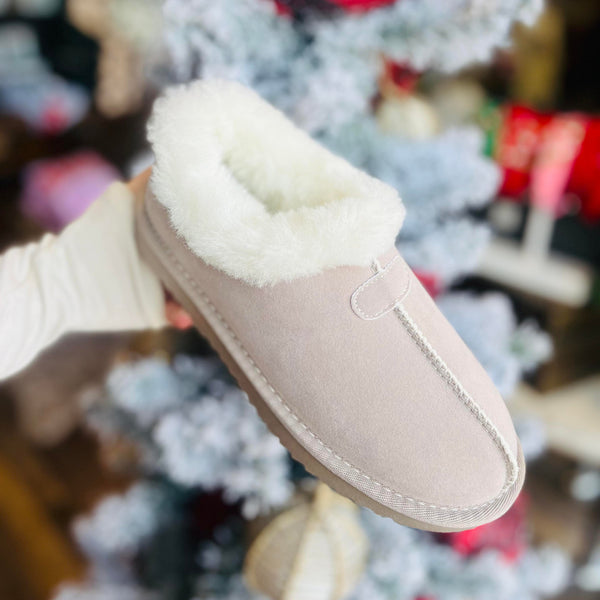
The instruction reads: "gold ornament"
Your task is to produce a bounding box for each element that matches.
[376,91,440,141]
[244,483,368,600]
[376,63,440,141]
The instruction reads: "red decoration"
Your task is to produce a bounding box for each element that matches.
[272,0,397,15]
[413,270,442,298]
[20,151,120,232]
[569,118,600,222]
[272,0,292,15]
[383,60,421,93]
[41,98,71,135]
[327,0,397,12]
[492,103,600,223]
[530,113,587,215]
[441,493,529,562]
[495,105,550,200]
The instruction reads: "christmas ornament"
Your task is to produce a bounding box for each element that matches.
[244,484,368,600]
[530,113,586,215]
[20,151,120,231]
[488,103,600,223]
[430,78,486,128]
[272,0,396,16]
[326,0,396,12]
[568,118,600,222]
[376,65,440,140]
[494,104,550,200]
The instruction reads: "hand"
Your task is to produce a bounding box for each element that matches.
[128,168,193,331]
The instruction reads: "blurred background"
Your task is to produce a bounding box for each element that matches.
[0,1,600,600]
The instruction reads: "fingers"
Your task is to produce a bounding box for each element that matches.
[127,168,193,331]
[127,167,153,205]
[165,299,194,330]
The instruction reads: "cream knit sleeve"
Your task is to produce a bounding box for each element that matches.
[0,182,167,380]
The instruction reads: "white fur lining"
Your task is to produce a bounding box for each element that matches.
[148,79,405,287]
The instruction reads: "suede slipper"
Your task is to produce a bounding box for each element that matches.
[135,79,525,532]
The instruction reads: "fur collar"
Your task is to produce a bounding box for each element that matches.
[148,79,405,287]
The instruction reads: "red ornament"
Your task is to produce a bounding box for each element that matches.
[272,0,397,14]
[383,60,421,93]
[492,103,600,223]
[530,113,587,216]
[327,0,397,12]
[495,104,550,200]
[413,269,442,298]
[272,0,293,15]
[40,97,71,135]
[568,118,600,222]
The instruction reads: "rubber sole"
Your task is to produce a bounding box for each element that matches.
[135,201,524,533]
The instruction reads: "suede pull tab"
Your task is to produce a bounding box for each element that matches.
[351,255,411,321]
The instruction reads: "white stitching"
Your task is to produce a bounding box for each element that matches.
[351,256,411,320]
[393,305,519,490]
[143,208,519,514]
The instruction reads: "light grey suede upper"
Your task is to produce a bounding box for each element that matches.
[144,192,523,525]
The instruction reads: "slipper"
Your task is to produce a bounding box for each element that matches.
[135,79,525,532]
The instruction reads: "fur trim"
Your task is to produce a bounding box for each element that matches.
[148,79,405,287]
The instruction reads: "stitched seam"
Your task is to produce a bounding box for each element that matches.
[143,208,518,513]
[352,257,411,320]
[377,254,398,272]
[393,305,519,492]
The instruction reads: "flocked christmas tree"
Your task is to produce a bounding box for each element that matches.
[54,2,570,599]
